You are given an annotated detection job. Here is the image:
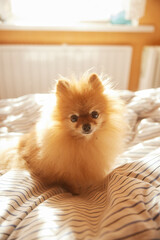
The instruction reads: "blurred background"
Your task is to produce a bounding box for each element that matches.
[0,0,159,98]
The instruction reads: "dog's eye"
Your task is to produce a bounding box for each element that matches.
[91,111,99,119]
[70,115,78,122]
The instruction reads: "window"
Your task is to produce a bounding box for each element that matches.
[10,0,125,26]
[0,0,146,27]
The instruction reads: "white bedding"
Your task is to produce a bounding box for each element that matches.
[0,89,160,240]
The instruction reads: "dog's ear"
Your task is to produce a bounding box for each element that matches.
[88,73,104,91]
[56,79,70,95]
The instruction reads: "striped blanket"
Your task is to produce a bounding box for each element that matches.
[0,89,160,240]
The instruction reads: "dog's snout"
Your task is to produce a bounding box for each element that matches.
[82,123,91,133]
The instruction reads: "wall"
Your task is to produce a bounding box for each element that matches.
[0,0,160,91]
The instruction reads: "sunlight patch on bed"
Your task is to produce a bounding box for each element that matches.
[0,106,12,115]
[38,205,61,235]
[5,113,23,123]
[0,197,11,215]
[34,94,56,106]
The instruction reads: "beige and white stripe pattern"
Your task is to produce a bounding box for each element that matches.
[0,88,160,239]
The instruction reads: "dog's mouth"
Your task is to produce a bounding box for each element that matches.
[82,129,92,135]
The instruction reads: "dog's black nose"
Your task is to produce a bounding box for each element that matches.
[82,123,91,133]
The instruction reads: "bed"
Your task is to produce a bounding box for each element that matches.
[0,88,160,240]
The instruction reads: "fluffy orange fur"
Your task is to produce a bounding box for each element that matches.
[1,73,125,194]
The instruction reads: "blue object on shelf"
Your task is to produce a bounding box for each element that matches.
[110,11,131,25]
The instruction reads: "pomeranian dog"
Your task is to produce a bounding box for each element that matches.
[1,73,125,194]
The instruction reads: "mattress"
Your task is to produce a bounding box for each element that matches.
[0,88,160,240]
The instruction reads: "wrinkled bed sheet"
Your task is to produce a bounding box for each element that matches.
[0,88,160,240]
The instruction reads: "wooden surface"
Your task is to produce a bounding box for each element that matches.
[0,0,160,91]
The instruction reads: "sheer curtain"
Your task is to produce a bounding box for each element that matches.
[0,0,12,21]
[125,0,146,25]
